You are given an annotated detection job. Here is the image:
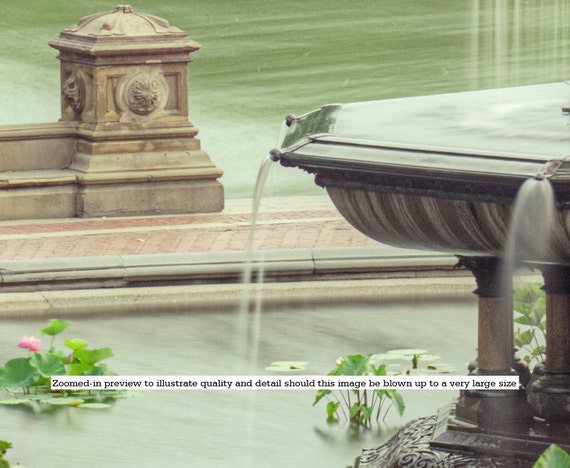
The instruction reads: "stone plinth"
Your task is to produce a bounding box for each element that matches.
[45,5,223,217]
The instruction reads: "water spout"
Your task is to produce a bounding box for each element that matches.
[503,176,556,268]
[236,153,280,369]
[500,176,557,378]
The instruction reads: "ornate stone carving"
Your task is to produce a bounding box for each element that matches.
[356,416,533,468]
[62,72,85,114]
[124,74,165,115]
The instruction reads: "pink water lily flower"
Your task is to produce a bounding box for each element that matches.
[17,336,42,353]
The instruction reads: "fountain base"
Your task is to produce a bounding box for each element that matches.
[355,403,570,467]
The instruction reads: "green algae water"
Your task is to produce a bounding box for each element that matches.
[0,301,477,467]
[1,0,569,198]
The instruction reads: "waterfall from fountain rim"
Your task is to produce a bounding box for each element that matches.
[233,152,278,468]
[501,175,557,368]
[236,149,282,372]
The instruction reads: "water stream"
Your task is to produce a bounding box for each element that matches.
[236,155,276,370]
[501,176,557,366]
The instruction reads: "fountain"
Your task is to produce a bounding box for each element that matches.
[273,83,570,464]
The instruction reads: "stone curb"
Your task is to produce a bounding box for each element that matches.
[0,246,465,292]
[0,277,480,319]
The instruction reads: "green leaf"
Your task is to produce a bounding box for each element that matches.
[531,345,546,358]
[330,354,370,376]
[42,397,84,406]
[74,347,114,365]
[29,353,66,377]
[359,405,373,421]
[387,349,427,357]
[515,329,533,347]
[264,361,307,372]
[0,358,40,388]
[533,444,570,468]
[412,354,420,369]
[78,402,113,409]
[64,338,88,351]
[0,440,11,451]
[386,390,406,416]
[349,403,363,419]
[313,389,331,406]
[0,398,35,405]
[514,316,531,325]
[371,364,387,376]
[40,319,70,336]
[325,400,339,422]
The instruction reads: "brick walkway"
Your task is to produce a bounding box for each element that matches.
[0,196,377,261]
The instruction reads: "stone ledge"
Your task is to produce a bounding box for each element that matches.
[0,246,468,292]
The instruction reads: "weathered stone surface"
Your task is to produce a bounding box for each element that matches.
[0,6,223,220]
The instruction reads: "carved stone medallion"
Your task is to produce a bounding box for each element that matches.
[123,73,167,116]
[62,72,86,114]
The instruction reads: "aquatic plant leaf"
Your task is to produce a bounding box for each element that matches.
[42,397,84,406]
[0,398,35,405]
[412,354,419,369]
[359,406,373,421]
[349,403,363,419]
[385,390,406,416]
[325,401,339,422]
[265,361,307,372]
[514,316,531,325]
[29,353,65,377]
[74,347,113,365]
[78,403,112,409]
[371,364,387,376]
[0,358,39,388]
[387,349,427,357]
[515,329,533,347]
[63,338,88,351]
[0,440,11,451]
[533,444,570,468]
[330,354,370,376]
[369,353,405,361]
[40,319,70,336]
[313,389,332,406]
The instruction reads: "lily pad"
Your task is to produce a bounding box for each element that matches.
[0,398,34,405]
[42,397,85,406]
[387,349,427,357]
[370,353,407,361]
[78,403,112,409]
[411,354,442,362]
[265,361,308,372]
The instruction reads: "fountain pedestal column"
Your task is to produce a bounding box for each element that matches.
[452,256,533,430]
[528,265,570,422]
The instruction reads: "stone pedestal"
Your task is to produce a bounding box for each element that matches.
[48,5,223,217]
[453,256,533,431]
[528,265,570,421]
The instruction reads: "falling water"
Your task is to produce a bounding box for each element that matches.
[501,175,557,367]
[233,153,278,468]
[502,175,556,283]
[233,142,288,467]
[235,154,278,368]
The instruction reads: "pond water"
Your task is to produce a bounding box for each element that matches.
[0,299,476,467]
[1,0,570,198]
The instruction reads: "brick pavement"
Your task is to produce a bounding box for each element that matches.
[0,196,377,261]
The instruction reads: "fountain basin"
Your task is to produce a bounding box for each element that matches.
[277,83,570,261]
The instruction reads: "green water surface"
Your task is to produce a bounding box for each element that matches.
[1,0,569,197]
